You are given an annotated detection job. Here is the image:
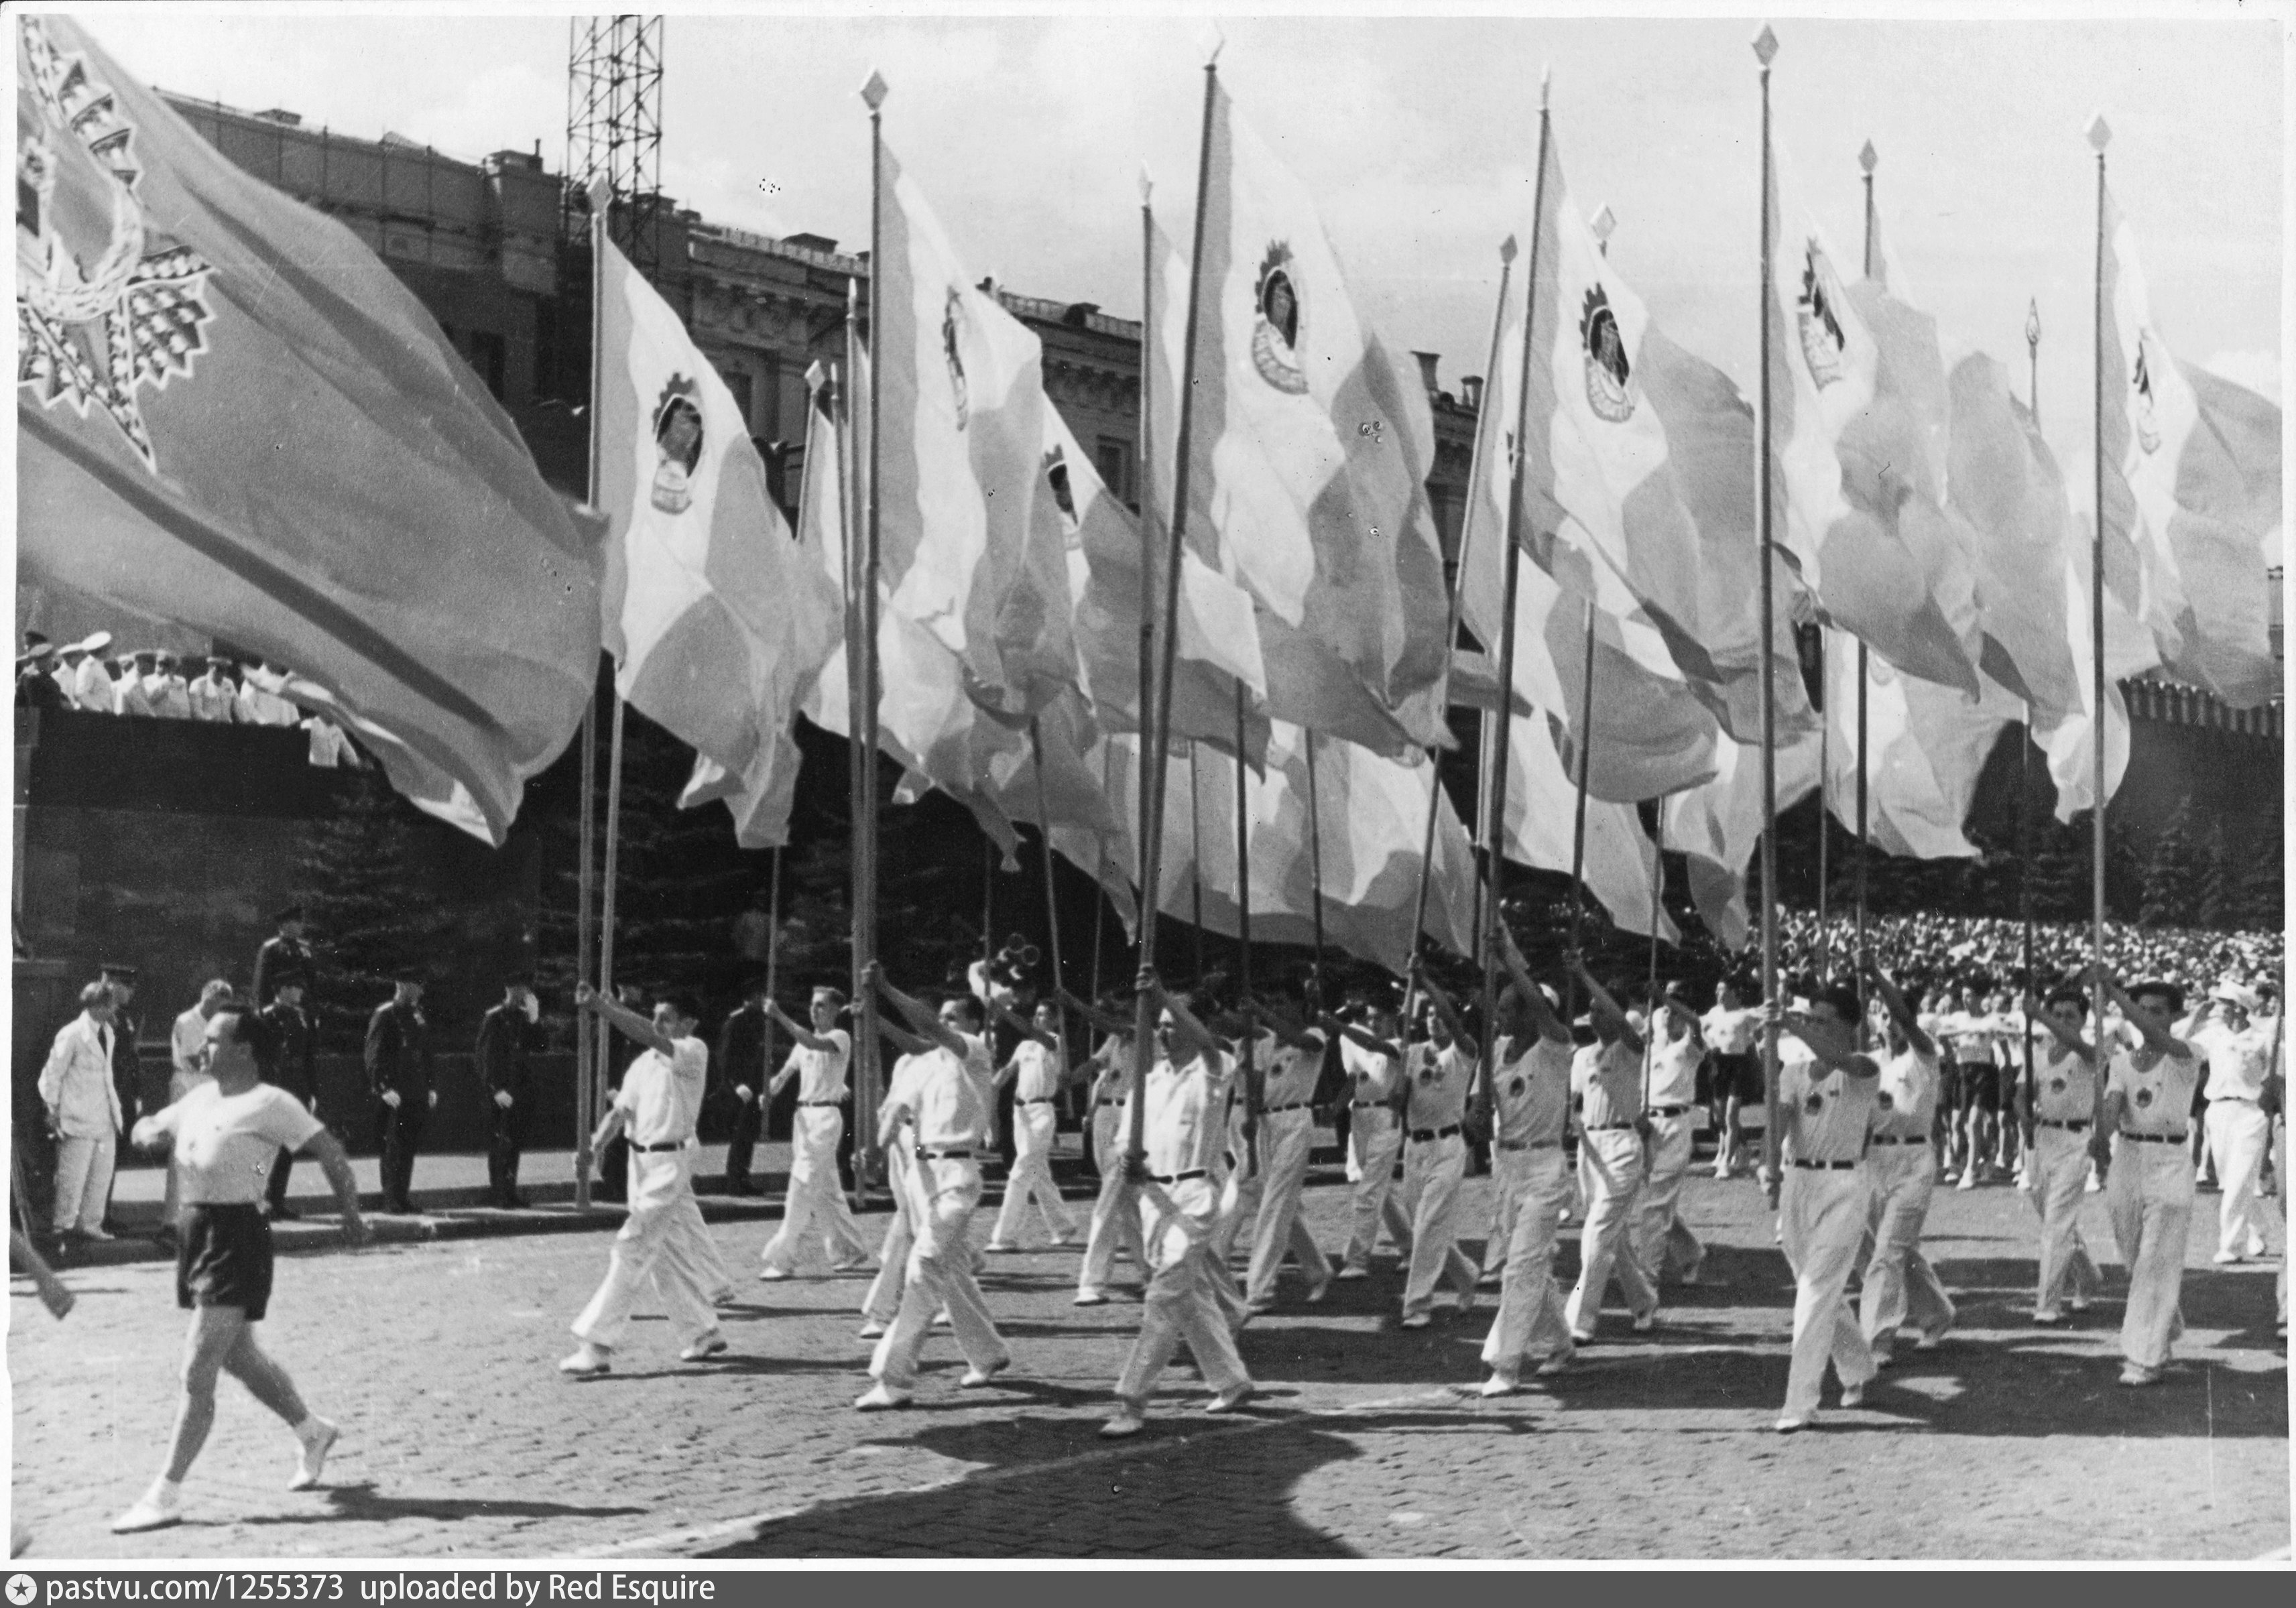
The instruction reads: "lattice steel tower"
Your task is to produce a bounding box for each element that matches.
[564,16,665,276]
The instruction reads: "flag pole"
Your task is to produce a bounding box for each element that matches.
[856,70,892,1186]
[1855,137,1878,1035]
[2020,297,2043,1150]
[835,297,873,1172]
[596,692,627,1148]
[1304,729,1326,982]
[1189,744,1206,984]
[1130,45,1224,1165]
[1754,24,1785,1185]
[764,841,782,1156]
[1235,685,1262,1158]
[1477,68,1551,1087]
[2086,113,2112,1092]
[1404,235,1514,1053]
[1138,163,1159,1000]
[1815,626,1830,977]
[1028,719,1070,1070]
[1570,200,1610,971]
[573,180,607,1213]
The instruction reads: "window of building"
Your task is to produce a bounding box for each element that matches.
[467,330,507,401]
[717,365,755,432]
[1094,436,1132,503]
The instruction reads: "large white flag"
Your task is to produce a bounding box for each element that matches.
[596,234,841,849]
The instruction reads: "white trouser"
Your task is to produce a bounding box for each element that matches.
[1482,1143,1532,1279]
[862,1149,917,1324]
[1211,1115,1258,1264]
[1565,1127,1655,1337]
[2107,1137,2193,1371]
[1779,1165,1876,1421]
[50,1132,115,1233]
[871,1156,1007,1390]
[2205,1100,2272,1259]
[1342,1107,1412,1270]
[1115,1176,1248,1405]
[572,1149,721,1351]
[2028,1125,2101,1318]
[1246,1107,1329,1304]
[761,1106,870,1272]
[1079,1105,1144,1294]
[1481,1145,1574,1370]
[992,1101,1078,1245]
[1860,1143,1953,1348]
[1633,1111,1705,1284]
[2272,1117,2287,1328]
[1398,1131,1479,1317]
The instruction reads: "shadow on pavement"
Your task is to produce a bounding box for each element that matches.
[237,1483,648,1527]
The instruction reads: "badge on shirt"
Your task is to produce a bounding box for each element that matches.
[1508,1077,1525,1098]
[1418,1068,1435,1086]
[1804,1093,1825,1115]
[2135,1087,2154,1109]
[2049,1078,2065,1094]
[1876,1091,1894,1111]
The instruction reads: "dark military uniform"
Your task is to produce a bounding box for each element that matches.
[253,932,316,1007]
[475,1001,534,1207]
[259,994,318,1214]
[365,995,430,1213]
[713,1001,769,1194]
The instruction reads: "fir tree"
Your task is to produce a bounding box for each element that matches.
[291,769,461,1046]
[2136,798,2201,928]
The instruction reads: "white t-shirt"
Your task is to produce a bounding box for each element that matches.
[1644,1011,1704,1109]
[1011,1038,1063,1102]
[1403,1040,1474,1130]
[149,1083,324,1204]
[1262,1028,1327,1107]
[1702,1005,1760,1056]
[616,1036,709,1146]
[783,1027,853,1102]
[2195,1021,2275,1103]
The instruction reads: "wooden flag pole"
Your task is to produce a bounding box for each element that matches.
[1854,139,1879,1038]
[1815,628,1830,978]
[1644,799,1665,1113]
[1565,599,1598,964]
[1304,729,1326,983]
[855,70,892,1182]
[596,691,628,1148]
[764,843,782,1089]
[1130,47,1224,1164]
[573,180,607,1212]
[1028,719,1071,1070]
[1401,235,1514,1047]
[2086,113,2112,1123]
[1235,685,1262,1156]
[835,292,875,1172]
[1189,743,1206,983]
[2020,298,2043,1148]
[1476,70,1551,1095]
[1754,24,1784,1186]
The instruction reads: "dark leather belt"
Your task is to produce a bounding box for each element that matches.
[1646,1104,1693,1118]
[1498,1139,1561,1152]
[916,1147,974,1161]
[1585,1121,1638,1132]
[800,1099,844,1107]
[1019,1097,1056,1106]
[635,1140,686,1153]
[1264,1101,1313,1115]
[1350,1101,1390,1111]
[2120,1131,2186,1144]
[1097,1100,1124,1111]
[1793,1159,1859,1170]
[2037,1119,2092,1131]
[1409,1124,1462,1143]
[1152,1168,1208,1185]
[1868,1135,1927,1146]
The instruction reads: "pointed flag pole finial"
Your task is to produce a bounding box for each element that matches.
[860,70,888,111]
[1196,21,1225,65]
[586,177,611,220]
[805,359,828,395]
[2086,113,2111,152]
[1753,23,1779,66]
[2026,298,2041,351]
[1589,204,1617,248]
[1139,162,1153,204]
[1858,139,1878,174]
[1540,64,1552,109]
[1499,234,1518,265]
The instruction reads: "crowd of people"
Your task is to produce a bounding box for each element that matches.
[14,629,363,767]
[44,893,2283,1534]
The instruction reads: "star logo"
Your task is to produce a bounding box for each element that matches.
[7,1574,38,1605]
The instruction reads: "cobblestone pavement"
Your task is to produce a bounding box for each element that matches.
[11,1162,2286,1560]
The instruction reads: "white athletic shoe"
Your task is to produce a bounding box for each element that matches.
[1479,1369,1520,1398]
[1772,1416,1807,1434]
[111,1487,182,1535]
[1631,1310,1658,1334]
[1839,1381,1866,1410]
[1534,1349,1574,1377]
[853,1383,913,1411]
[757,1266,792,1282]
[288,1419,339,1491]
[1073,1288,1109,1307]
[857,1320,889,1339]
[1334,1264,1370,1281]
[1204,1381,1256,1414]
[1400,1311,1432,1330]
[557,1343,612,1377]
[679,1332,729,1363]
[1100,1402,1146,1438]
[958,1358,1012,1389]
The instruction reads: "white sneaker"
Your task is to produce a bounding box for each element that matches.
[1479,1369,1520,1398]
[1773,1416,1807,1434]
[1839,1381,1866,1410]
[1100,1403,1146,1438]
[557,1343,612,1377]
[958,1358,1012,1389]
[857,1320,889,1339]
[1204,1381,1256,1414]
[1333,1265,1370,1281]
[111,1487,182,1535]
[853,1383,912,1411]
[289,1418,339,1491]
[757,1266,792,1282]
[1534,1349,1574,1377]
[679,1332,729,1363]
[1073,1288,1109,1307]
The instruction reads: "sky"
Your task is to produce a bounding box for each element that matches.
[82,3,2285,522]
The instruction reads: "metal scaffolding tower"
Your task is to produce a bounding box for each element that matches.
[564,15,664,276]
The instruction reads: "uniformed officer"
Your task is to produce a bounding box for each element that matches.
[62,632,113,713]
[1564,963,1659,1343]
[1395,965,1482,1328]
[253,908,316,1008]
[115,652,158,717]
[188,658,239,722]
[476,978,538,1209]
[712,978,771,1196]
[147,653,192,719]
[760,985,873,1278]
[1327,999,1414,1279]
[1859,962,1955,1364]
[259,974,320,1219]
[1768,983,1883,1432]
[2020,983,2103,1324]
[16,639,65,713]
[1634,982,1707,1289]
[2090,969,2201,1387]
[1100,981,1255,1439]
[365,975,433,1215]
[1479,927,1579,1394]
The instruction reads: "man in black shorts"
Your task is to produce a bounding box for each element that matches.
[112,1001,368,1534]
[1701,981,1764,1178]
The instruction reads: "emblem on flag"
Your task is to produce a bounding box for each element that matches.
[943,286,970,430]
[1795,240,1847,389]
[15,19,215,473]
[1041,444,1079,529]
[1579,286,1634,422]
[2131,340,2161,454]
[1251,242,1307,394]
[650,376,704,514]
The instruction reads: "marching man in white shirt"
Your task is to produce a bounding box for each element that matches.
[2189,982,2275,1265]
[1241,981,1335,1313]
[2021,984,2104,1324]
[560,987,730,1376]
[39,981,127,1241]
[1060,989,1147,1306]
[984,995,1081,1253]
[1768,983,1883,1432]
[1634,982,1707,1290]
[1859,962,1955,1364]
[1327,998,1414,1280]
[1479,928,1580,1394]
[758,985,873,1280]
[1101,981,1255,1439]
[1394,965,1484,1328]
[2090,969,2201,1387]
[855,967,1013,1411]
[1564,961,1659,1343]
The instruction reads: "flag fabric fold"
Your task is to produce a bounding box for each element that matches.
[1664,729,1823,953]
[14,16,601,843]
